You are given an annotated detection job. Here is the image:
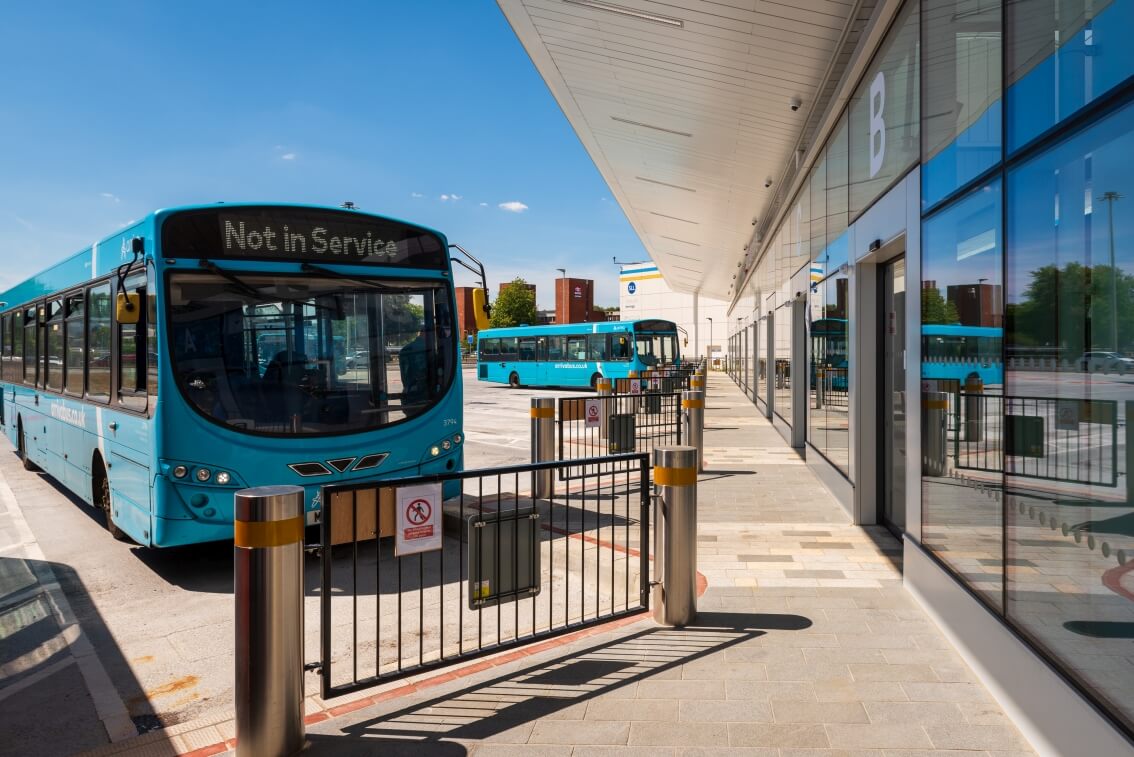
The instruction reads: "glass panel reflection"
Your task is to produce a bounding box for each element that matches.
[1005,100,1134,731]
[921,179,1004,609]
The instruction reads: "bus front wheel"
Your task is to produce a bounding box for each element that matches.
[17,419,37,472]
[508,372,521,388]
[94,458,129,542]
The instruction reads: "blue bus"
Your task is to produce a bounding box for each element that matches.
[0,204,466,547]
[477,319,681,388]
[922,324,1003,385]
[810,317,849,391]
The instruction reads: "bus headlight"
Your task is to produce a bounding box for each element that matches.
[442,440,452,451]
[452,434,462,444]
[215,471,231,485]
[430,446,441,456]
[196,468,212,482]
[173,465,188,479]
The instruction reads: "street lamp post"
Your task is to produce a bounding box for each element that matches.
[977,277,988,327]
[707,317,713,369]
[1098,191,1123,352]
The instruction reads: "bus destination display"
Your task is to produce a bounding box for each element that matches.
[160,207,447,268]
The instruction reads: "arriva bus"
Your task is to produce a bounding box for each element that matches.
[0,204,469,546]
[477,319,681,389]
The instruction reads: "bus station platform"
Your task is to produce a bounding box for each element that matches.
[73,372,1035,756]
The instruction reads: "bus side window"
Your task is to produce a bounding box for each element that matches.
[0,313,8,382]
[587,334,607,361]
[611,334,630,360]
[519,337,536,361]
[499,337,518,361]
[64,293,85,396]
[24,306,39,386]
[567,335,586,361]
[147,284,158,402]
[12,310,23,384]
[88,285,111,404]
[117,278,147,412]
[547,336,564,361]
[44,299,64,392]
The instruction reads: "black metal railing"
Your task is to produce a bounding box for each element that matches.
[317,453,651,699]
[953,393,1119,487]
[557,393,681,479]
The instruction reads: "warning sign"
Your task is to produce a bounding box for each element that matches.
[585,399,601,427]
[396,483,442,556]
[1056,400,1080,431]
[629,379,642,395]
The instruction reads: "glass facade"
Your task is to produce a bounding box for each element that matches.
[721,0,1134,737]
[1004,99,1134,732]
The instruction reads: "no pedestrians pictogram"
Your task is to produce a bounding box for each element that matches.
[406,499,432,525]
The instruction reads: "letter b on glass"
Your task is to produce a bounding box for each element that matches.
[869,71,886,179]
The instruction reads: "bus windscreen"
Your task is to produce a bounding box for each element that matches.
[168,271,454,436]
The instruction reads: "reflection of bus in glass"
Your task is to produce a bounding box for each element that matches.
[0,204,463,546]
[810,317,848,391]
[477,319,681,388]
[922,324,1003,385]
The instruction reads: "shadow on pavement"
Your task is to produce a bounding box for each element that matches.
[306,611,811,754]
[0,558,146,756]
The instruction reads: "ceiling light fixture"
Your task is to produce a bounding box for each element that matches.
[564,0,684,27]
[637,176,696,192]
[611,116,692,137]
[660,236,700,247]
[649,211,699,225]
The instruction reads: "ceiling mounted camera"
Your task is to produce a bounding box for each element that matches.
[790,97,802,112]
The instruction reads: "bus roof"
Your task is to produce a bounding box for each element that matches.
[0,203,448,308]
[922,324,1003,336]
[477,319,677,338]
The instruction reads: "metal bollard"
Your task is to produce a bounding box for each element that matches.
[815,367,825,409]
[531,398,555,498]
[964,375,984,442]
[690,371,705,396]
[922,391,948,477]
[682,390,705,473]
[596,378,612,440]
[235,486,306,757]
[652,446,698,626]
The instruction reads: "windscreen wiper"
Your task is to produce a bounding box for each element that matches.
[199,259,262,299]
[300,262,405,292]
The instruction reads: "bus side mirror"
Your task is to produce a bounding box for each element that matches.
[472,288,491,331]
[116,293,141,324]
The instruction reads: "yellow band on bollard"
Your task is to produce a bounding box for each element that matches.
[530,407,555,419]
[691,380,704,388]
[597,380,611,389]
[234,516,305,548]
[654,466,697,486]
[923,399,948,410]
[681,399,705,409]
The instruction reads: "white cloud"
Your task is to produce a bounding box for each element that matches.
[498,201,529,213]
[479,202,488,207]
[440,193,462,202]
[12,214,33,230]
[100,192,121,203]
[411,192,425,198]
[280,153,296,161]
[117,218,138,229]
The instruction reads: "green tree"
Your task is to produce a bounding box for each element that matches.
[1010,263,1134,355]
[489,278,538,328]
[921,286,959,325]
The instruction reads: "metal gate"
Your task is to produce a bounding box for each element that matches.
[954,393,1119,487]
[556,392,681,480]
[316,453,650,699]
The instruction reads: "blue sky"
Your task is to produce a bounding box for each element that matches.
[0,1,646,308]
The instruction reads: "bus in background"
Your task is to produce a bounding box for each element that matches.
[0,204,468,547]
[922,324,1003,386]
[809,317,849,391]
[476,319,681,388]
